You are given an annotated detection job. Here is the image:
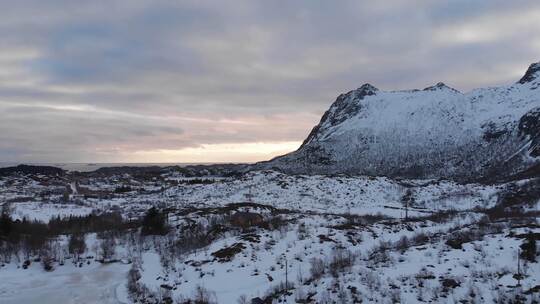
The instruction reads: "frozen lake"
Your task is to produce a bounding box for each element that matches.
[0,262,131,304]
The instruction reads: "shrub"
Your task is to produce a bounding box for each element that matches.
[395,235,409,252]
[309,257,325,281]
[329,249,354,277]
[237,295,249,304]
[40,247,54,271]
[192,285,217,304]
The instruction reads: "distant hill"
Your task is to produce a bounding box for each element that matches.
[0,164,65,177]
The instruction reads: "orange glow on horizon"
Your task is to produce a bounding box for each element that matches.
[121,141,301,163]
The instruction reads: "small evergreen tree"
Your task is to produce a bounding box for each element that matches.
[141,207,168,235]
[521,234,537,263]
[0,209,12,237]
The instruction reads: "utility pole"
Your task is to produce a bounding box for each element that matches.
[285,257,288,291]
[280,254,288,303]
[517,248,522,287]
[402,189,411,222]
[246,186,253,203]
[405,196,409,221]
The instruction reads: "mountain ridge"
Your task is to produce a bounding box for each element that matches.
[257,61,540,181]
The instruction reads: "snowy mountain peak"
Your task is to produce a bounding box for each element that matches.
[518,61,540,84]
[299,83,378,148]
[261,62,540,181]
[423,82,460,93]
[356,83,378,95]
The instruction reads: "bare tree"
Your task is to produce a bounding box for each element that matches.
[401,189,414,220]
[310,257,326,281]
[68,233,86,262]
[193,285,217,304]
[237,294,249,304]
[99,233,116,262]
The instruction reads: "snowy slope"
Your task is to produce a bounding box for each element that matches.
[260,62,540,180]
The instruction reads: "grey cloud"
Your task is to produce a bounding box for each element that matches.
[1,0,539,162]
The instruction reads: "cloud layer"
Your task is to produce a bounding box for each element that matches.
[1,0,540,162]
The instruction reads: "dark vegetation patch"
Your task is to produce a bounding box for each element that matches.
[483,129,507,142]
[211,242,246,262]
[409,210,459,223]
[445,221,506,250]
[1,212,138,237]
[141,207,169,236]
[519,233,538,263]
[90,166,162,177]
[318,234,337,243]
[339,213,389,226]
[167,163,246,177]
[440,278,461,289]
[174,202,279,217]
[415,270,436,280]
[239,233,261,243]
[231,212,264,228]
[173,221,221,256]
[0,210,139,259]
[176,178,216,185]
[445,230,479,250]
[6,196,35,203]
[330,222,359,230]
[114,185,133,193]
[477,178,540,221]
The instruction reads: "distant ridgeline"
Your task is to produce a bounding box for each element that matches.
[0,163,248,178]
[256,61,540,182]
[0,164,65,177]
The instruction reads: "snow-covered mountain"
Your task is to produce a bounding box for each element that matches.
[260,62,540,180]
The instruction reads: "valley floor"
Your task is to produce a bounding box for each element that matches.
[0,170,539,303]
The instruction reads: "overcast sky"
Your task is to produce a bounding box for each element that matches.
[1,0,539,163]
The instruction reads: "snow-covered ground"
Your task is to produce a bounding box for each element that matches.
[132,210,539,303]
[163,171,500,217]
[10,202,94,222]
[2,170,501,222]
[0,170,538,303]
[0,261,130,304]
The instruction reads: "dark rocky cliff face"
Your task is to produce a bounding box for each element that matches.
[519,107,540,157]
[300,84,378,148]
[518,62,540,84]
